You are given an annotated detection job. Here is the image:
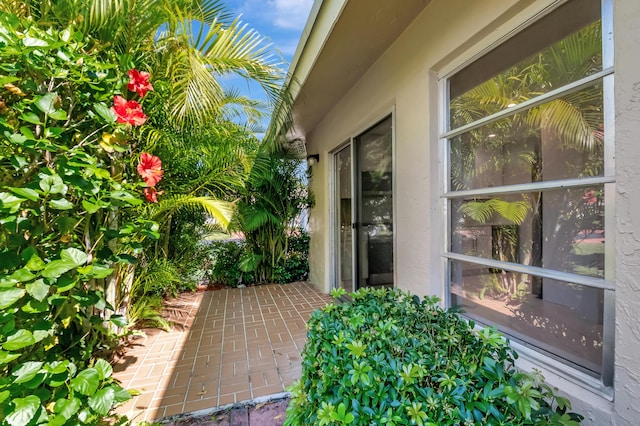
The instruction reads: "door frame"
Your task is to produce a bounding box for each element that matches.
[329,111,397,291]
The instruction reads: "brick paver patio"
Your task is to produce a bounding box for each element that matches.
[113,282,332,423]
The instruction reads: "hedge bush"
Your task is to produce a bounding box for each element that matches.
[285,288,583,426]
[208,230,310,286]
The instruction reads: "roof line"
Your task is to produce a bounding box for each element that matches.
[284,0,349,100]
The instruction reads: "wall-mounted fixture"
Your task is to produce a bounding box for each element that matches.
[306,154,320,167]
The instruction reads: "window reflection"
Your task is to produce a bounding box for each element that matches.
[452,186,605,278]
[450,84,604,191]
[451,260,604,375]
[449,5,602,129]
[446,0,608,377]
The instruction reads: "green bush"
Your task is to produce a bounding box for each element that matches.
[272,230,310,284]
[209,230,310,286]
[285,288,583,426]
[209,240,249,287]
[0,13,157,423]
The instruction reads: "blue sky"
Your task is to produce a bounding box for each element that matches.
[227,0,313,60]
[222,0,313,105]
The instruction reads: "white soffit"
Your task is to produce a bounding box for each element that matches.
[287,0,431,137]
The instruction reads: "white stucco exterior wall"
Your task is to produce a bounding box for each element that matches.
[307,0,525,297]
[613,0,640,424]
[302,0,640,423]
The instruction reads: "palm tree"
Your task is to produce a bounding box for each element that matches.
[1,0,286,130]
[235,152,312,283]
[0,0,295,318]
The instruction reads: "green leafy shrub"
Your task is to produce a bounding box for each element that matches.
[0,13,159,423]
[237,154,313,284]
[286,288,583,426]
[272,230,309,283]
[209,240,249,287]
[209,229,310,286]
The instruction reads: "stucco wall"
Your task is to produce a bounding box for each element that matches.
[303,0,640,423]
[613,0,640,424]
[306,0,524,297]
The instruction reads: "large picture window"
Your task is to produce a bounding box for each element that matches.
[443,0,613,383]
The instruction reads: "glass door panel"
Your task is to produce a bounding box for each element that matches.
[356,116,394,289]
[335,145,353,292]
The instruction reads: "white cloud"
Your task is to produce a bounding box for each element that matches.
[269,0,314,30]
[229,0,312,61]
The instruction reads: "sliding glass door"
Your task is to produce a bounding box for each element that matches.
[335,145,353,291]
[334,116,394,291]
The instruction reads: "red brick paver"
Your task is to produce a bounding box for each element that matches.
[113,282,332,423]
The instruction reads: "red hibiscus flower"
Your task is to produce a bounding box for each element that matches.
[137,152,164,187]
[582,189,598,205]
[127,69,154,98]
[144,187,158,203]
[111,95,147,126]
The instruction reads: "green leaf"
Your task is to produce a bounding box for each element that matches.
[38,173,65,195]
[21,299,49,314]
[82,200,100,214]
[7,187,39,202]
[26,279,49,301]
[6,395,41,426]
[88,387,115,416]
[0,192,24,211]
[0,288,25,309]
[12,361,44,384]
[78,265,113,279]
[20,126,36,140]
[70,368,100,396]
[25,254,46,271]
[10,155,28,169]
[4,330,36,350]
[142,229,161,239]
[110,190,143,205]
[50,109,67,121]
[9,268,35,283]
[35,93,58,115]
[113,386,132,404]
[61,248,88,267]
[94,168,111,179]
[49,198,74,210]
[55,277,77,293]
[41,260,75,279]
[33,329,51,343]
[53,397,81,420]
[0,351,21,365]
[23,35,48,47]
[0,76,18,86]
[94,359,112,380]
[93,102,116,123]
[60,29,71,42]
[109,315,128,328]
[19,112,43,125]
[0,390,10,404]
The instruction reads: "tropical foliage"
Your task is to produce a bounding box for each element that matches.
[0,0,298,422]
[235,153,313,283]
[286,288,583,425]
[0,14,150,423]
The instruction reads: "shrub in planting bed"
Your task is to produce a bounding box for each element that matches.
[285,288,583,425]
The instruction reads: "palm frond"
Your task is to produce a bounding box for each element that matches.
[487,199,530,225]
[527,97,599,150]
[198,16,286,103]
[142,194,235,229]
[262,78,296,153]
[460,201,495,224]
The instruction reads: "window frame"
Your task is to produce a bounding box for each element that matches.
[438,0,615,392]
